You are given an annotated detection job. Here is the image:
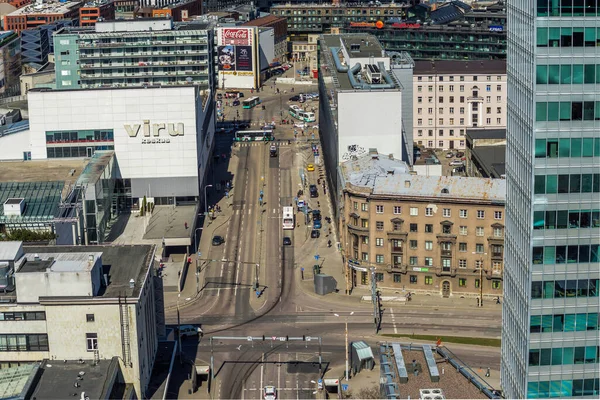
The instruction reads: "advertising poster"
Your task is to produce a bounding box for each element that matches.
[235,46,253,72]
[219,28,252,46]
[217,45,235,71]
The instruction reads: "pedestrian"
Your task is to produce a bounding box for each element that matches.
[225,190,229,199]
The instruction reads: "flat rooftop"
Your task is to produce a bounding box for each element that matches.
[29,358,118,400]
[341,35,384,58]
[0,158,87,196]
[414,60,507,75]
[19,252,102,273]
[7,0,81,16]
[23,245,154,298]
[471,145,506,178]
[467,128,506,141]
[341,152,410,188]
[0,181,65,223]
[144,205,196,245]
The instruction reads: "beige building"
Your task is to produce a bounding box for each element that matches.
[413,60,507,151]
[291,34,318,78]
[339,153,506,299]
[0,242,163,399]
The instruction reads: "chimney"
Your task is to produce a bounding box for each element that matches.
[404,180,411,188]
[129,279,135,289]
[34,254,40,261]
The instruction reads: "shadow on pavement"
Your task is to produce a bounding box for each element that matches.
[104,212,131,242]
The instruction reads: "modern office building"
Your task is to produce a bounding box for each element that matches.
[500,1,600,398]
[53,18,215,90]
[79,0,115,27]
[0,30,20,96]
[318,33,413,216]
[4,0,82,34]
[21,19,73,65]
[339,151,506,298]
[0,241,163,399]
[413,60,507,151]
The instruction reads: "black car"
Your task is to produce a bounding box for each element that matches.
[283,237,292,246]
[312,210,321,221]
[232,99,240,106]
[310,230,320,239]
[309,184,318,198]
[217,93,223,100]
[212,236,224,246]
[289,95,301,102]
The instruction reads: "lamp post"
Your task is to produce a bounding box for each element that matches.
[203,184,213,216]
[472,251,488,307]
[334,312,354,381]
[177,293,182,364]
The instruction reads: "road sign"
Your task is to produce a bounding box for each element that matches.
[197,252,202,257]
[306,336,312,341]
[279,337,286,341]
[247,336,253,341]
[314,254,320,260]
[318,379,323,390]
[271,336,277,341]
[342,384,349,391]
[301,267,304,271]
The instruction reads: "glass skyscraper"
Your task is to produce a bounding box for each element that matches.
[501,0,600,398]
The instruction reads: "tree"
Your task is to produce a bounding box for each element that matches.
[348,386,381,399]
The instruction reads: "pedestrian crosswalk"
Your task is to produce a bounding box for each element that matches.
[236,141,292,147]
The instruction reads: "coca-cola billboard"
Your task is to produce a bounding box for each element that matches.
[219,28,252,46]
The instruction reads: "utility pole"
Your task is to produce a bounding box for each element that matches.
[370,267,379,332]
[177,293,182,364]
[473,252,488,307]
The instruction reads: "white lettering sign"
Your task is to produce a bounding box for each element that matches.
[124,120,184,138]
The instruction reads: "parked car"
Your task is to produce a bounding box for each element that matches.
[313,219,322,229]
[309,184,318,198]
[217,93,223,100]
[179,325,203,338]
[212,235,224,246]
[455,151,464,158]
[264,386,277,400]
[289,95,301,102]
[312,210,321,221]
[307,164,315,172]
[283,237,292,246]
[310,230,320,238]
[450,160,464,166]
[446,152,454,158]
[232,99,240,106]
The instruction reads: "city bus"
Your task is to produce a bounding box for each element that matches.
[298,111,316,122]
[288,105,302,119]
[242,96,261,109]
[234,129,274,142]
[282,206,295,230]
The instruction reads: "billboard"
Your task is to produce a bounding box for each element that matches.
[216,27,258,89]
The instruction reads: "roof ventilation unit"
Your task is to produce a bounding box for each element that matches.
[365,64,381,84]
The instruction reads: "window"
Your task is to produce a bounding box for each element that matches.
[417,97,423,103]
[0,312,46,321]
[475,279,480,288]
[475,244,484,253]
[393,206,402,215]
[424,257,433,266]
[425,224,433,233]
[361,219,368,228]
[376,205,383,213]
[410,275,417,284]
[425,207,433,216]
[496,118,501,124]
[459,226,467,235]
[409,256,418,265]
[361,236,369,244]
[486,96,491,103]
[494,211,503,220]
[492,280,501,290]
[423,241,432,251]
[0,334,49,352]
[459,243,467,252]
[86,333,98,351]
[443,208,451,217]
[497,96,501,102]
[459,259,467,268]
[428,108,433,114]
[393,274,401,283]
[374,272,384,282]
[61,70,71,76]
[353,201,358,210]
[418,108,422,114]
[376,255,384,264]
[449,85,454,92]
[410,223,418,232]
[410,207,418,216]
[392,221,402,231]
[59,39,70,45]
[477,210,485,219]
[417,86,422,92]
[424,276,433,285]
[61,80,72,86]
[442,224,452,234]
[408,240,417,249]
[86,314,95,322]
[376,238,384,247]
[361,252,369,261]
[459,278,466,287]
[476,227,485,236]
[460,209,468,218]
[376,221,384,230]
[361,203,368,212]
[493,227,503,237]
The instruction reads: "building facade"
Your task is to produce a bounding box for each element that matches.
[500,0,600,398]
[291,33,317,77]
[0,30,20,96]
[339,153,506,298]
[53,18,214,90]
[242,14,287,64]
[4,0,81,34]
[215,26,260,89]
[0,242,162,399]
[413,60,507,151]
[79,0,115,27]
[21,19,73,65]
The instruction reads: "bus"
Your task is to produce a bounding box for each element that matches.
[234,129,274,142]
[242,96,261,109]
[298,111,316,122]
[289,105,302,119]
[282,206,295,230]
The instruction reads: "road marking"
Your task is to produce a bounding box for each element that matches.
[391,307,398,334]
[296,380,300,400]
[273,208,276,214]
[248,209,252,215]
[260,353,264,394]
[278,353,281,391]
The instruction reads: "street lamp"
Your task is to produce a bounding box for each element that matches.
[203,184,213,216]
[334,311,354,381]
[472,251,488,307]
[177,293,182,364]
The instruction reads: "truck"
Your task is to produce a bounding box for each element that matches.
[269,143,277,157]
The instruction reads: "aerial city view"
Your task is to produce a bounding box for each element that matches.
[0,0,597,399]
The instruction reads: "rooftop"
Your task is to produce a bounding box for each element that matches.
[471,145,506,179]
[19,251,102,273]
[0,158,87,195]
[272,2,408,9]
[341,153,505,203]
[0,241,23,261]
[467,128,506,141]
[23,244,155,298]
[29,358,119,400]
[0,181,65,223]
[83,0,113,6]
[0,363,39,399]
[341,35,384,58]
[76,151,114,186]
[414,60,506,75]
[0,30,17,47]
[240,14,285,26]
[8,0,82,16]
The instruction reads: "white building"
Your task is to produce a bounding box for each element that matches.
[413,60,507,151]
[0,241,162,398]
[3,85,215,206]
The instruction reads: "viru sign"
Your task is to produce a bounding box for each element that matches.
[124,120,184,143]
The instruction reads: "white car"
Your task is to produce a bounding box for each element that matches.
[264,386,277,400]
[294,122,307,129]
[450,160,464,167]
[179,325,203,337]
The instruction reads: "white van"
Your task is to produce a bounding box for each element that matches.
[179,325,203,337]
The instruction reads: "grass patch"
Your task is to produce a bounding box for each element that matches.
[381,333,501,347]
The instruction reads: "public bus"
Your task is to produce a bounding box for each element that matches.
[298,111,316,122]
[282,206,295,230]
[234,129,274,142]
[242,96,261,109]
[288,105,302,119]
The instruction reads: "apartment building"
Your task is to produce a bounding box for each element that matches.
[501,0,600,397]
[0,30,20,96]
[0,242,164,398]
[290,33,317,77]
[53,18,215,90]
[79,0,115,27]
[339,152,506,298]
[413,60,507,151]
[4,0,82,34]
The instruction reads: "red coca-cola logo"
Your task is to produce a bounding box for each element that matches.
[223,29,248,40]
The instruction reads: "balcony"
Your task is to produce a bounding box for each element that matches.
[387,230,407,239]
[441,249,452,257]
[387,264,407,273]
[436,233,457,242]
[467,96,484,101]
[391,246,403,254]
[491,251,503,259]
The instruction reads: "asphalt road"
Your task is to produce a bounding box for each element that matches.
[168,83,502,399]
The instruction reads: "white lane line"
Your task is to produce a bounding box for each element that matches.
[260,353,264,394]
[391,307,398,334]
[278,353,281,391]
[249,209,252,215]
